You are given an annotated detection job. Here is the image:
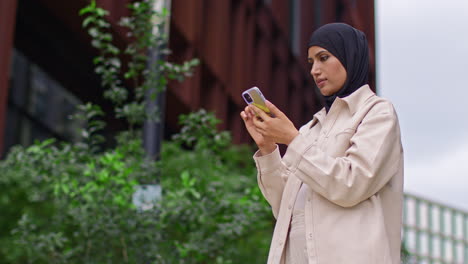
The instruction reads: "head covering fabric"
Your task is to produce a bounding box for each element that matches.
[308,23,370,112]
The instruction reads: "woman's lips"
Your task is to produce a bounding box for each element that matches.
[316,79,327,88]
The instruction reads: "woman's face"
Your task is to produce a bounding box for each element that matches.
[307,46,347,96]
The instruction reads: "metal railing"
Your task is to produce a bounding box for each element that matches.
[403,193,468,264]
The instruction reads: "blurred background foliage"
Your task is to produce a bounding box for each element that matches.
[0,108,273,263]
[0,0,272,263]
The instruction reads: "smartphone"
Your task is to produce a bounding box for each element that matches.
[242,86,271,115]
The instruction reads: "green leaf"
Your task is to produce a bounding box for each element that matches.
[88,27,100,38]
[61,184,70,194]
[78,0,96,16]
[97,19,110,29]
[95,7,109,17]
[82,16,95,27]
[93,56,103,65]
[191,190,201,200]
[39,138,56,148]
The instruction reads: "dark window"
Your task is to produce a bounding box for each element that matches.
[3,49,83,154]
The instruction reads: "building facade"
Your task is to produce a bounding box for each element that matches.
[0,0,375,157]
[403,193,468,264]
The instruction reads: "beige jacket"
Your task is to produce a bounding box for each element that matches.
[254,85,404,264]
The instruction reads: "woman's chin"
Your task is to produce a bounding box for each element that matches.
[319,85,342,96]
[319,89,332,96]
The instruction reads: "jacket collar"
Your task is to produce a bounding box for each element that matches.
[336,84,374,115]
[310,85,374,128]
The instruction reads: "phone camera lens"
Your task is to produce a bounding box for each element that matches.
[243,93,253,103]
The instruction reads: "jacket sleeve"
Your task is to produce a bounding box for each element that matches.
[282,103,403,207]
[253,145,287,219]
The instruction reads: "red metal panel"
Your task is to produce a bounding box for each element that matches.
[245,0,256,11]
[257,7,273,39]
[272,0,290,36]
[166,0,375,143]
[0,0,18,155]
[171,0,203,46]
[271,62,288,112]
[202,0,230,85]
[273,37,289,67]
[229,1,247,105]
[289,65,303,125]
[299,0,315,72]
[204,83,228,131]
[244,11,256,90]
[254,36,273,97]
[228,99,245,144]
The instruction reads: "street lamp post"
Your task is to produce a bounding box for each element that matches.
[136,0,172,211]
[143,0,172,160]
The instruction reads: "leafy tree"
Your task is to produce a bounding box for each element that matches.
[0,0,273,263]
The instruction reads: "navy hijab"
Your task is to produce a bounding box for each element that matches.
[308,23,370,112]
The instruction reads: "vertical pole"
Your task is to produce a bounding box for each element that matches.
[134,0,172,211]
[428,203,433,264]
[403,195,409,247]
[464,214,467,263]
[143,0,172,160]
[416,199,421,261]
[451,210,457,263]
[440,207,446,261]
[0,0,18,157]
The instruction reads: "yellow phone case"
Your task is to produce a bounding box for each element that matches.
[242,87,271,115]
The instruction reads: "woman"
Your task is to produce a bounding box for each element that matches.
[240,23,403,264]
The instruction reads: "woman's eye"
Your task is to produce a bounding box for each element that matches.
[320,55,329,62]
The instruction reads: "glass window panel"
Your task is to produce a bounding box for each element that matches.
[6,49,83,152]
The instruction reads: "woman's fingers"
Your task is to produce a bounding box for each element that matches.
[248,105,270,121]
[252,112,265,128]
[244,106,255,119]
[265,100,286,119]
[240,111,248,121]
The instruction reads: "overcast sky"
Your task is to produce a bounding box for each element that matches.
[376,0,468,210]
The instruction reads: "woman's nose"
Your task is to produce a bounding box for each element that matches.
[310,64,320,77]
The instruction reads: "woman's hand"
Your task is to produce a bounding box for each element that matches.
[240,106,276,155]
[251,101,299,145]
[242,100,299,149]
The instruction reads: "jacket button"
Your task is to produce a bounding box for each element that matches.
[308,233,313,239]
[288,204,292,210]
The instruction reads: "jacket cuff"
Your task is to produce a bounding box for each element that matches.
[253,145,282,173]
[283,133,313,171]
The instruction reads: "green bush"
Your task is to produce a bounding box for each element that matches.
[159,110,272,263]
[0,109,273,263]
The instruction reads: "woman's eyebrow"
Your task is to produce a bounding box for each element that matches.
[314,50,327,57]
[308,50,328,62]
